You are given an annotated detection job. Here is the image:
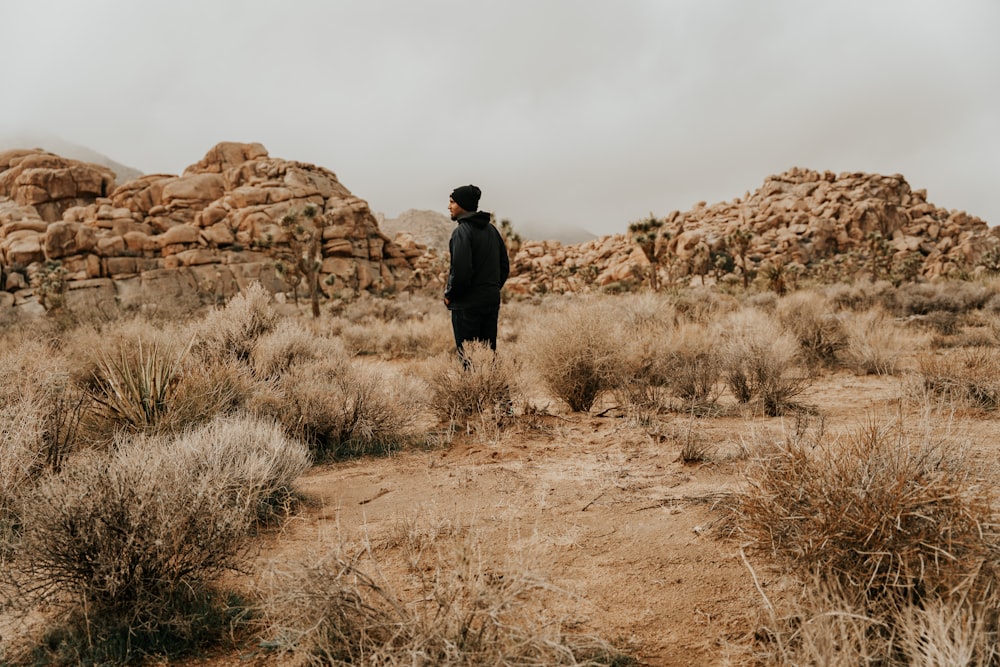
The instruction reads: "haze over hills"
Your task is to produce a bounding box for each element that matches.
[377,209,596,251]
[0,132,143,185]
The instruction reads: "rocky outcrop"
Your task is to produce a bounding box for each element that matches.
[0,142,423,317]
[505,167,997,295]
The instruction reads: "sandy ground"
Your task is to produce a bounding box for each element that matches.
[203,369,947,666]
[10,367,996,666]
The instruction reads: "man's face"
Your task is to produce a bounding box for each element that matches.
[448,198,464,221]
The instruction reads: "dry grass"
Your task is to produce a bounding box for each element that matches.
[840,308,923,376]
[720,308,809,416]
[776,290,848,368]
[254,527,629,666]
[422,342,518,433]
[191,281,279,364]
[251,318,345,380]
[252,356,419,461]
[734,414,1000,611]
[7,432,261,663]
[917,346,1000,410]
[523,299,619,412]
[171,414,312,525]
[329,293,453,358]
[735,414,1000,664]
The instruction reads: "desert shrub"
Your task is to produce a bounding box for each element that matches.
[671,285,739,323]
[823,280,896,312]
[171,414,312,525]
[77,319,261,445]
[734,417,1000,613]
[523,299,619,412]
[251,317,344,379]
[338,315,453,358]
[0,397,43,555]
[191,281,279,364]
[423,342,517,430]
[776,290,848,368]
[751,572,1000,666]
[720,308,808,416]
[255,535,628,666]
[612,320,723,418]
[0,338,87,472]
[10,436,257,663]
[737,418,1000,665]
[662,322,724,404]
[916,346,1000,409]
[253,357,417,461]
[840,308,920,376]
[889,280,996,316]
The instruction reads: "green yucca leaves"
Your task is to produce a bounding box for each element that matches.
[91,336,194,432]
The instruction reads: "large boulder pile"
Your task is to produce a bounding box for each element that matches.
[0,142,426,316]
[505,167,997,295]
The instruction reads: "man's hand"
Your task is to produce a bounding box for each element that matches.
[443,297,450,306]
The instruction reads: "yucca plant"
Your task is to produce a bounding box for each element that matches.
[89,336,193,433]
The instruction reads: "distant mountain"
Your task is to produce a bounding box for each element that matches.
[378,209,453,252]
[377,208,598,251]
[0,132,143,185]
[516,222,597,245]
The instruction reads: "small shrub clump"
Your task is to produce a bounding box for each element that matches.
[734,417,1000,610]
[255,536,630,666]
[9,431,263,663]
[253,356,417,461]
[423,342,517,431]
[735,417,1000,665]
[524,299,619,412]
[916,346,1000,410]
[720,308,808,416]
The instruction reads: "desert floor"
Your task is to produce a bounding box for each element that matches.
[172,364,999,667]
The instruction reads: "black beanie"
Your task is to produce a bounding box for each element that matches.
[450,184,481,212]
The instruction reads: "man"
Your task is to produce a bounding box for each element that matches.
[444,184,509,356]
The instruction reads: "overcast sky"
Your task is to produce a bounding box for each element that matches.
[1,1,997,238]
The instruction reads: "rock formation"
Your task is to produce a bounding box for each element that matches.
[0,142,426,317]
[2,148,996,318]
[504,167,998,296]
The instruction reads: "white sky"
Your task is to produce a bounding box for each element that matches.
[1,0,997,238]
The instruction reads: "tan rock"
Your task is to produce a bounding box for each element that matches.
[185,142,269,175]
[6,232,44,265]
[202,222,236,246]
[159,224,201,246]
[161,173,225,207]
[123,231,157,254]
[105,256,140,277]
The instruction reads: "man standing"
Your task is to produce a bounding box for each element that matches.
[444,184,509,356]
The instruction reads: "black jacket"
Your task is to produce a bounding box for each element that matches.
[445,211,510,310]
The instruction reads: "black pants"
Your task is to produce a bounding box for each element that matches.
[451,304,500,356]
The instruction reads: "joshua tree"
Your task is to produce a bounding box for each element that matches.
[276,204,330,318]
[727,227,755,289]
[629,215,666,291]
[497,217,522,261]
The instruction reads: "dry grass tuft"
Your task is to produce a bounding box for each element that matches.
[423,342,517,432]
[253,356,418,461]
[171,413,312,525]
[250,318,344,379]
[776,290,847,368]
[734,415,1000,611]
[840,308,922,376]
[916,346,1000,410]
[8,429,265,663]
[524,299,619,412]
[254,531,629,666]
[720,308,809,416]
[191,281,279,364]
